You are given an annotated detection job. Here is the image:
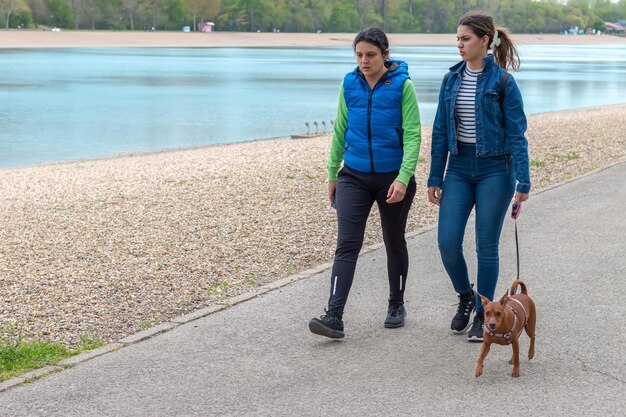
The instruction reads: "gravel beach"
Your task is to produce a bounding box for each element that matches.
[1,104,625,346]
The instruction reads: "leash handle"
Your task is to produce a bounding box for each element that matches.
[511,202,522,219]
[511,203,522,280]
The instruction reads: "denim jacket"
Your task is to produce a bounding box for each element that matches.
[428,55,531,194]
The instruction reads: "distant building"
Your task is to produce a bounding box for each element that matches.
[605,22,625,36]
[198,22,215,32]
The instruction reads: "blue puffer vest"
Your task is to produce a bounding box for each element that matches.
[343,60,409,173]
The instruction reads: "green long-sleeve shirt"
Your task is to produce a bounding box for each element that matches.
[327,79,422,186]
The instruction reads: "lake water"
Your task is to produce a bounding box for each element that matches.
[1,44,625,168]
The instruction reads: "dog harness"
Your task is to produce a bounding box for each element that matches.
[483,297,528,340]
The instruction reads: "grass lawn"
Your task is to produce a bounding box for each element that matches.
[0,331,103,382]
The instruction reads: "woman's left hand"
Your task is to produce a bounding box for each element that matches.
[386,181,407,203]
[514,192,529,204]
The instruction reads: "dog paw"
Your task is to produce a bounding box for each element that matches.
[475,367,483,378]
[512,368,520,378]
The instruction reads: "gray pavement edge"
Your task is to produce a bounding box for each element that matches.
[1,157,624,393]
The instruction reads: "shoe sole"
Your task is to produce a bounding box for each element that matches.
[384,314,406,328]
[451,310,476,334]
[384,321,405,328]
[309,320,345,339]
[467,334,483,343]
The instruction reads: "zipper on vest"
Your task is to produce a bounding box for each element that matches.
[367,88,375,173]
[361,70,391,174]
[367,77,387,173]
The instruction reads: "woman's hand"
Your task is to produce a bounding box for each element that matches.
[428,186,442,205]
[386,181,407,203]
[514,192,529,204]
[328,181,337,204]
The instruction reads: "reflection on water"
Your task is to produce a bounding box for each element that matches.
[1,44,625,168]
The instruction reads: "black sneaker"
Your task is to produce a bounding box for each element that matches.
[451,288,476,334]
[468,312,484,342]
[309,310,345,339]
[384,303,406,328]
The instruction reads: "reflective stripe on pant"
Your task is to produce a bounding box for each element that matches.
[328,165,416,316]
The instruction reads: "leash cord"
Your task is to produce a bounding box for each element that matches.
[515,219,520,280]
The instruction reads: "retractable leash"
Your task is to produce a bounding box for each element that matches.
[511,203,522,280]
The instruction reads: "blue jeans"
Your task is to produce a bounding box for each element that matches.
[438,143,515,312]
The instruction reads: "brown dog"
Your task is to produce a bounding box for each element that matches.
[475,279,536,378]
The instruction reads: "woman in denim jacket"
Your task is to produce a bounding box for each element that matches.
[427,11,530,342]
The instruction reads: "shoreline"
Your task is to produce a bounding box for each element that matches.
[1,31,626,49]
[1,103,625,173]
[0,134,295,173]
[1,104,625,347]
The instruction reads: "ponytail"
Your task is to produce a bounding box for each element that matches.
[492,27,520,71]
[457,11,521,71]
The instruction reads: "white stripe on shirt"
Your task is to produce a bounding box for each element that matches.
[455,66,482,144]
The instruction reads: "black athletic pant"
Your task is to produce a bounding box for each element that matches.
[327,165,416,317]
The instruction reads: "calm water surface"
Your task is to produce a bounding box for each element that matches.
[1,44,625,168]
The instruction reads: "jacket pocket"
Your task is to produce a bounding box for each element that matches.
[395,128,404,147]
[485,89,499,100]
[483,89,501,117]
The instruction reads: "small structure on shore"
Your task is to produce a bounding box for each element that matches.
[198,22,215,32]
[605,22,625,36]
[291,120,334,139]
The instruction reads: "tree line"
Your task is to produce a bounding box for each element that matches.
[2,0,626,33]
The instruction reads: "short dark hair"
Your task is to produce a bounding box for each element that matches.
[353,27,389,54]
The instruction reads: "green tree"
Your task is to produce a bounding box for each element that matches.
[187,0,221,30]
[269,0,287,31]
[219,0,273,31]
[45,0,72,28]
[9,0,626,33]
[161,0,188,29]
[325,0,360,32]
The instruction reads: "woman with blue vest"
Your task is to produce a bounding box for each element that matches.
[427,11,530,342]
[309,28,421,339]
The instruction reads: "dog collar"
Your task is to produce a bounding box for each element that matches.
[483,314,515,340]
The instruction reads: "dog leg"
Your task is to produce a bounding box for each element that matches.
[510,338,521,377]
[526,309,536,360]
[475,342,491,378]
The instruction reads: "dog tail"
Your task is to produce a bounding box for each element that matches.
[509,280,527,295]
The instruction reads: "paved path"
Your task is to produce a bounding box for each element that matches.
[1,162,625,416]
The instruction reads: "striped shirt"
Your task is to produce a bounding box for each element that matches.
[455,66,482,143]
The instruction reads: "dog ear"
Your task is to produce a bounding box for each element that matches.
[499,290,509,306]
[479,293,491,307]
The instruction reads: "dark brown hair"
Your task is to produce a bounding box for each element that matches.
[353,27,389,56]
[458,11,520,71]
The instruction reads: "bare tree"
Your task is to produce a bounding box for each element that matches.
[70,0,78,28]
[25,0,48,28]
[0,0,20,29]
[123,0,146,30]
[149,0,158,29]
[78,0,101,30]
